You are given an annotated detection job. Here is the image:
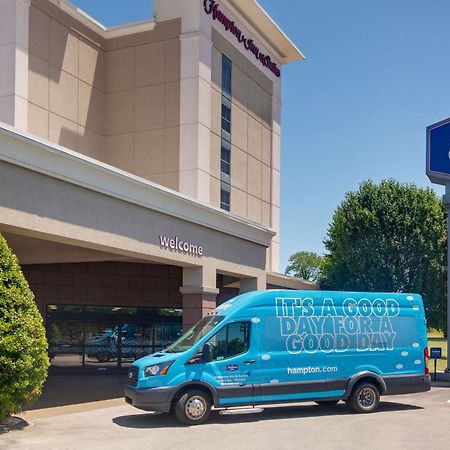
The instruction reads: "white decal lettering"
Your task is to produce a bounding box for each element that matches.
[277,297,398,355]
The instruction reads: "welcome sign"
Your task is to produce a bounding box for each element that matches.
[159,235,204,257]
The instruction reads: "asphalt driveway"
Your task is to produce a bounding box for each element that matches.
[2,388,449,450]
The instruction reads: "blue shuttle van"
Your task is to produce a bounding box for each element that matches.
[125,290,431,424]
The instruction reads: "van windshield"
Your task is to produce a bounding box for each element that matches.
[165,316,224,353]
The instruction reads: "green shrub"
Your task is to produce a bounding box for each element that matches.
[0,234,49,420]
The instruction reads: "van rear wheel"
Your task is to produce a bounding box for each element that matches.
[174,389,212,425]
[349,382,380,413]
[315,400,339,407]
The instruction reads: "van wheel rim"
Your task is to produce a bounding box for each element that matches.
[358,388,375,408]
[185,396,207,420]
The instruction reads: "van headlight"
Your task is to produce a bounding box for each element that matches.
[144,361,174,377]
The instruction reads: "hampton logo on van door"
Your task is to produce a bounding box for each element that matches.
[203,0,281,78]
[276,297,400,354]
[159,235,204,257]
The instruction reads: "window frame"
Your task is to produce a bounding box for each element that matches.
[220,181,231,211]
[220,139,231,182]
[220,54,232,211]
[205,321,251,361]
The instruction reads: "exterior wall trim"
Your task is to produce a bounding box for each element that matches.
[44,0,156,38]
[179,286,220,295]
[41,0,303,63]
[0,123,275,247]
[223,0,304,63]
[266,272,318,290]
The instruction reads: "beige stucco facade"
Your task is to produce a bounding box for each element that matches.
[19,0,292,272]
[27,0,182,190]
[0,0,315,362]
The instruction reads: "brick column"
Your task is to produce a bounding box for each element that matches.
[180,266,218,330]
[180,289,217,330]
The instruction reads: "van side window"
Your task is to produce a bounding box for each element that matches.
[206,322,250,361]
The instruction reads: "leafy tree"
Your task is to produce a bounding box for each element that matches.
[320,179,447,333]
[285,251,323,282]
[0,234,49,420]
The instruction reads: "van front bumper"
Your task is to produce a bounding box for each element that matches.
[124,386,175,413]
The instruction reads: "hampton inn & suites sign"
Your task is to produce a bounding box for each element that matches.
[203,0,281,78]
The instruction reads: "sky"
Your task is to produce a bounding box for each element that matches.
[71,0,450,272]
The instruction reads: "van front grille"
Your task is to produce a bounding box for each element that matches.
[127,366,139,386]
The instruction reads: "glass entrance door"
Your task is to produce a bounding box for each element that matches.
[46,304,182,374]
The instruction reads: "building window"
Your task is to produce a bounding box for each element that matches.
[220,181,231,211]
[221,138,231,183]
[220,54,232,211]
[222,55,232,98]
[221,102,231,135]
[46,304,183,372]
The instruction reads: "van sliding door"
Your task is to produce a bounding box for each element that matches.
[253,314,326,403]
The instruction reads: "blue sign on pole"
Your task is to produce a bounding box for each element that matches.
[426,118,450,184]
[429,347,442,359]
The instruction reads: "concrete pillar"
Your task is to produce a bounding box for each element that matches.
[269,75,282,273]
[0,0,30,130]
[180,266,218,330]
[155,0,212,202]
[240,274,266,293]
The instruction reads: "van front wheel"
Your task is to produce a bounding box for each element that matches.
[349,382,380,413]
[174,389,212,425]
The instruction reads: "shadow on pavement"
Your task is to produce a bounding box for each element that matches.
[113,401,423,429]
[28,375,128,410]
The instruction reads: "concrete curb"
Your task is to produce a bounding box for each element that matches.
[430,372,450,385]
[431,381,450,388]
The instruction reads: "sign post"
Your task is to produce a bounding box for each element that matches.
[426,118,450,373]
[429,347,442,381]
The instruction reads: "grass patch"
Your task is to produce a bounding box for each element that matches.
[428,328,445,338]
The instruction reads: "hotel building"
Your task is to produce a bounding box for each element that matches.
[0,0,315,373]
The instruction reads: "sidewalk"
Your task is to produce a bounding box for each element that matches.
[21,375,127,420]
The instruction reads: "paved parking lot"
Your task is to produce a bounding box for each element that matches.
[2,388,449,450]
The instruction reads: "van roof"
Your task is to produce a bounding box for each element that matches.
[213,290,423,319]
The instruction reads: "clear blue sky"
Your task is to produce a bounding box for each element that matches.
[71,0,450,271]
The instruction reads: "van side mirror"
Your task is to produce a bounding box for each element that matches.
[202,343,213,363]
